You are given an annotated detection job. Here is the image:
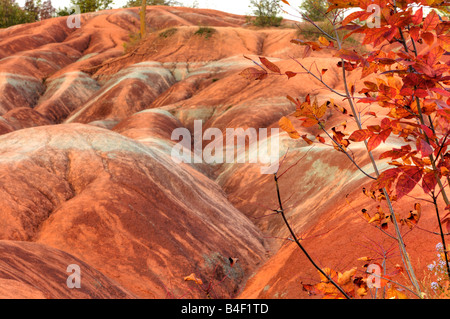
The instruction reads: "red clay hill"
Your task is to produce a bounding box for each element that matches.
[0,5,443,299]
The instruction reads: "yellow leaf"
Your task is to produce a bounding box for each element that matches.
[386,286,408,299]
[357,286,368,297]
[184,273,203,285]
[318,36,330,47]
[279,116,300,139]
[337,268,357,285]
[315,102,328,119]
[368,212,381,224]
[318,267,337,283]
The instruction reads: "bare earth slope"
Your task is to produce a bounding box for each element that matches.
[0,5,441,299]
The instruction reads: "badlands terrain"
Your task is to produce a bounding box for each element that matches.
[0,5,443,299]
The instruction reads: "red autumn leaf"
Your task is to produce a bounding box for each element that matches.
[316,134,325,143]
[372,167,401,192]
[420,124,435,139]
[381,118,391,130]
[334,48,361,61]
[378,129,392,143]
[337,61,358,71]
[409,26,420,41]
[367,134,383,152]
[396,166,423,200]
[412,7,423,25]
[259,57,281,74]
[416,137,433,157]
[285,71,297,79]
[367,129,391,152]
[423,10,440,33]
[422,171,437,193]
[342,10,364,25]
[400,87,414,96]
[239,67,268,80]
[430,87,450,97]
[376,58,396,65]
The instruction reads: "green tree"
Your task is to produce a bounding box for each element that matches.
[299,0,328,22]
[249,0,283,27]
[70,0,113,13]
[0,0,30,28]
[24,0,39,22]
[55,6,71,16]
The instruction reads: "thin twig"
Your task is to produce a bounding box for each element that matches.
[273,172,352,299]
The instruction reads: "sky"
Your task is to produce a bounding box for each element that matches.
[15,0,279,17]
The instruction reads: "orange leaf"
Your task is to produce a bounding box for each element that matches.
[422,31,435,46]
[357,256,372,262]
[348,129,371,142]
[301,117,319,127]
[259,57,280,74]
[423,10,440,32]
[239,67,267,80]
[279,116,300,139]
[387,286,408,299]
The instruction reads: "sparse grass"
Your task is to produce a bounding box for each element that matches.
[194,27,216,39]
[123,32,142,53]
[159,27,178,38]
